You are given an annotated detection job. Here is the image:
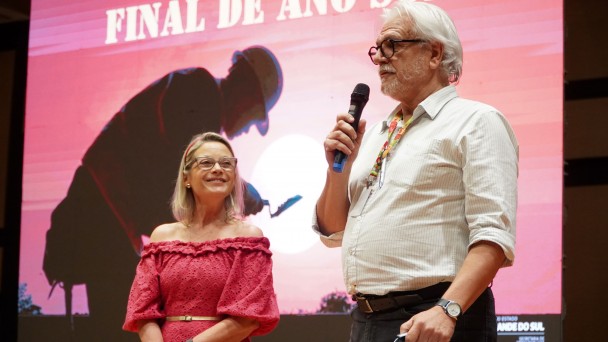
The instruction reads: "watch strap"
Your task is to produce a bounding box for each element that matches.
[436,298,462,319]
[436,298,450,307]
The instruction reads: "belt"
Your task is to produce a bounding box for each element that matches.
[165,315,222,322]
[354,282,451,314]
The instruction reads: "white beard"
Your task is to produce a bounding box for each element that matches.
[380,56,426,101]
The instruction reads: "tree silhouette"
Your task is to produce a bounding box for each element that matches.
[18,283,42,315]
[316,290,356,314]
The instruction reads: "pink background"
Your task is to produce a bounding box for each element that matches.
[21,0,562,315]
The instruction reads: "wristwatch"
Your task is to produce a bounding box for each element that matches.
[436,298,462,320]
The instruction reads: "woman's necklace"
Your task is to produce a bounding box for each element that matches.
[184,222,209,242]
[184,219,227,242]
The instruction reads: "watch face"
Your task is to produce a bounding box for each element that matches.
[446,302,461,317]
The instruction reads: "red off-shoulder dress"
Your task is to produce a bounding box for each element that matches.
[123,237,279,342]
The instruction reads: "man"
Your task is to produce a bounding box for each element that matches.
[43,46,283,341]
[314,1,518,341]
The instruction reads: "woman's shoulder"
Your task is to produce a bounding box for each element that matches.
[149,222,185,243]
[233,220,264,238]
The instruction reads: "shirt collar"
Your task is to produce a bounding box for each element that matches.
[386,85,458,122]
[418,85,458,119]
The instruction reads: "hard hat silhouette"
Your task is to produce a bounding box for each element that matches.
[231,46,283,135]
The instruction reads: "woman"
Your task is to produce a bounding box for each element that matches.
[123,132,279,342]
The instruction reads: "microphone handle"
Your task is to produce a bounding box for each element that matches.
[332,104,363,173]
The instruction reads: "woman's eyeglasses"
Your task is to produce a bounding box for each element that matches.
[188,157,237,171]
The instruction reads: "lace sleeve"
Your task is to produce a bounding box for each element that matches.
[216,241,279,336]
[122,252,165,332]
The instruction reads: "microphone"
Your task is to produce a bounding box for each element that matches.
[332,83,370,172]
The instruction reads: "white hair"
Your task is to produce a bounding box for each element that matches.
[383,0,463,83]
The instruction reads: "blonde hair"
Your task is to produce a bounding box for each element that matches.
[171,132,245,223]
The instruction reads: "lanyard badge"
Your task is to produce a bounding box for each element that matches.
[367,112,413,189]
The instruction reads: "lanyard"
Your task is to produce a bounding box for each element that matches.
[367,111,414,188]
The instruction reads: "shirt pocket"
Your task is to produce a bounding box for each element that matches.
[389,139,458,189]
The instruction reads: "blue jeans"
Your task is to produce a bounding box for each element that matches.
[349,288,497,342]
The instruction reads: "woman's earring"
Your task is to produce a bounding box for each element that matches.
[186,184,191,188]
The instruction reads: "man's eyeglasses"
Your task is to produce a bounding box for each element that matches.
[188,157,237,171]
[368,38,426,64]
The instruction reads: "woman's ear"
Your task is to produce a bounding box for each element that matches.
[183,173,191,189]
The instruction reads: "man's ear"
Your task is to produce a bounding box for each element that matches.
[428,41,444,70]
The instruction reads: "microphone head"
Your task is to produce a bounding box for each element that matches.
[352,83,370,102]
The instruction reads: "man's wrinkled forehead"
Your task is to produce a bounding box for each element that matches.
[376,16,415,43]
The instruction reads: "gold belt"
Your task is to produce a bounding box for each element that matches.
[166,315,222,322]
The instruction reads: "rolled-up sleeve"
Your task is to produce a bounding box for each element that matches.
[311,207,344,248]
[461,110,518,265]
